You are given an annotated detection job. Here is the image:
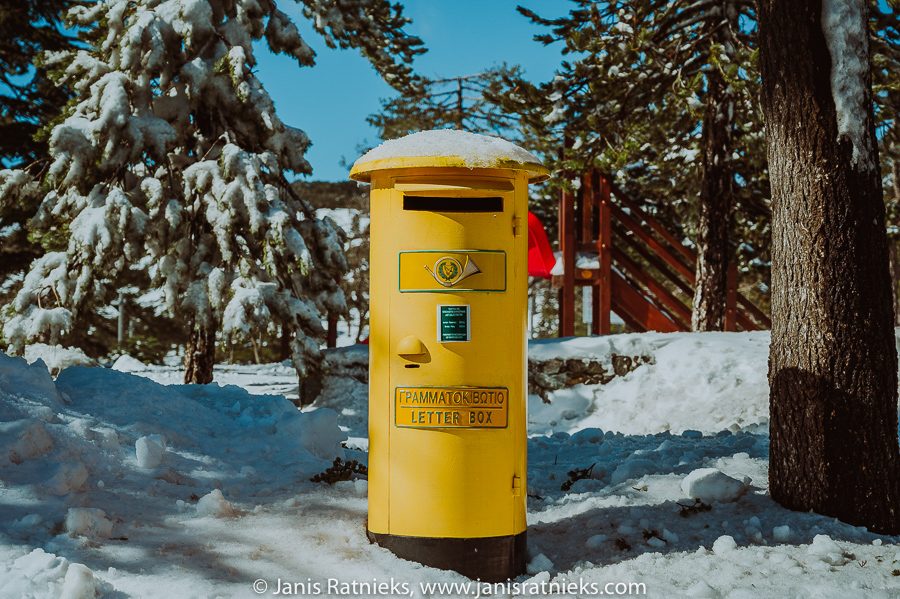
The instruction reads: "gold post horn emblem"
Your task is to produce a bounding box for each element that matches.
[425,255,482,287]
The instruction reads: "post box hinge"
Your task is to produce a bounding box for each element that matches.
[512,215,524,237]
[512,474,523,496]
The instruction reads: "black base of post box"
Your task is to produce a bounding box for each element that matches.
[367,530,527,582]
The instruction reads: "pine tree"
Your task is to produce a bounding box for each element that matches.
[293,180,369,344]
[495,0,762,331]
[340,209,369,343]
[0,0,74,300]
[0,0,423,383]
[759,0,900,534]
[369,67,521,140]
[0,0,73,167]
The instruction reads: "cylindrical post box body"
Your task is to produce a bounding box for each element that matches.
[351,135,546,581]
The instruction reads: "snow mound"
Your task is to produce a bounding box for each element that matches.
[0,549,100,599]
[111,353,147,372]
[196,489,238,518]
[24,343,94,374]
[611,457,658,484]
[808,534,849,566]
[353,129,541,170]
[60,563,97,599]
[712,535,738,555]
[65,507,113,538]
[297,408,349,459]
[681,468,750,503]
[135,434,166,469]
[48,462,89,495]
[772,524,792,543]
[526,553,554,575]
[1,419,54,464]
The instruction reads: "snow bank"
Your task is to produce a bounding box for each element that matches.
[125,359,302,402]
[529,332,665,362]
[353,129,541,170]
[0,350,345,597]
[529,331,771,435]
[314,374,369,441]
[0,352,62,404]
[531,330,900,436]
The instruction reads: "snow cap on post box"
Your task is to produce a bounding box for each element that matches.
[349,129,549,182]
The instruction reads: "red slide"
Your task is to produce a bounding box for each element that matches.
[527,211,555,278]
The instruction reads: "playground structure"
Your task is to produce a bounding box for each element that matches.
[551,169,770,336]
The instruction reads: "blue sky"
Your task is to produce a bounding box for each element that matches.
[254,1,567,182]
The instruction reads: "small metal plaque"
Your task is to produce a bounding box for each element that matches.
[437,305,470,342]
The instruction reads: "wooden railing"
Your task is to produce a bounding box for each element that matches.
[555,169,770,336]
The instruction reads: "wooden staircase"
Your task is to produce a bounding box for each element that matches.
[554,169,770,336]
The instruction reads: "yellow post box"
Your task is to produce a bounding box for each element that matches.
[350,130,548,581]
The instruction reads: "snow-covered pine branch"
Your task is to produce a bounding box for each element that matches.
[0,0,421,383]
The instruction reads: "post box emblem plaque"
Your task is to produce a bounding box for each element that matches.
[399,250,505,292]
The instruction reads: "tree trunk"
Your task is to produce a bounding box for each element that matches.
[326,312,338,348]
[250,336,261,364]
[356,309,369,344]
[279,324,292,361]
[890,240,900,326]
[691,16,736,331]
[184,319,216,384]
[891,159,900,325]
[758,0,900,534]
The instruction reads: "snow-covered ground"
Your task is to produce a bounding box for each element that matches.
[111,354,302,403]
[2,332,899,598]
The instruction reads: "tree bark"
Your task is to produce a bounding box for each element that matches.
[279,324,292,361]
[691,13,736,331]
[356,308,369,344]
[184,319,216,384]
[758,0,900,534]
[890,240,900,326]
[326,312,338,348]
[891,159,900,325]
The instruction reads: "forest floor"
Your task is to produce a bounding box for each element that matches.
[2,331,900,598]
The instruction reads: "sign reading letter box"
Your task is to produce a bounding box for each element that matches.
[349,130,548,582]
